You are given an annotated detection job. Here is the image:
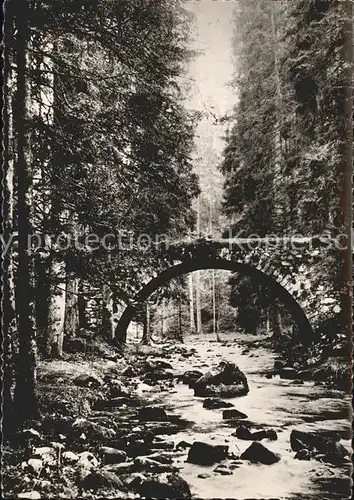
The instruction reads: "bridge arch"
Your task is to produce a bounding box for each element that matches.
[115,256,315,346]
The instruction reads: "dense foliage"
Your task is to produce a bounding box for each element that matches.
[220,0,351,335]
[3,0,200,426]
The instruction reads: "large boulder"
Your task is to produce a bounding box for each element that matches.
[70,419,116,443]
[322,442,350,465]
[131,473,191,499]
[290,430,349,465]
[80,469,124,491]
[203,398,234,410]
[194,362,249,398]
[181,370,204,388]
[187,442,228,466]
[290,430,339,453]
[240,442,280,465]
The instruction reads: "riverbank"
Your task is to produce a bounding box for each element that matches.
[2,334,352,499]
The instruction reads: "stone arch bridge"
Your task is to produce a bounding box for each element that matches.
[114,236,340,345]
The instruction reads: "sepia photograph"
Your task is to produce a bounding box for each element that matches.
[2,0,353,499]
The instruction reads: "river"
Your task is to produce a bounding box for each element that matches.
[143,332,352,500]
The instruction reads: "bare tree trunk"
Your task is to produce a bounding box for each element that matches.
[78,280,88,329]
[13,0,40,423]
[177,298,183,342]
[46,259,66,357]
[3,6,17,434]
[64,273,79,338]
[141,302,151,345]
[101,283,115,341]
[270,1,284,220]
[195,271,202,334]
[271,302,283,338]
[161,299,167,337]
[266,311,270,333]
[195,197,203,334]
[189,274,195,334]
[341,0,353,345]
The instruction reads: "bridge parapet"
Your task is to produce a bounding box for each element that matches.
[163,237,341,330]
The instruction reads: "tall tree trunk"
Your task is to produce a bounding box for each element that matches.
[161,299,167,337]
[189,274,195,334]
[3,4,17,435]
[177,298,183,342]
[101,283,115,341]
[78,280,88,329]
[141,302,151,345]
[195,271,203,334]
[270,1,284,221]
[46,259,66,357]
[212,270,220,341]
[195,197,203,333]
[13,0,40,424]
[271,302,283,338]
[340,0,353,345]
[64,272,79,339]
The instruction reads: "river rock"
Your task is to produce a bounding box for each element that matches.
[73,373,104,388]
[203,398,234,410]
[32,447,56,465]
[145,358,173,370]
[77,451,99,469]
[182,370,204,388]
[176,440,192,450]
[222,409,248,420]
[279,367,299,380]
[187,442,229,466]
[109,380,130,398]
[80,469,123,491]
[134,456,176,473]
[17,492,41,500]
[194,362,249,398]
[240,442,280,465]
[27,459,43,475]
[232,426,278,441]
[71,419,116,442]
[294,449,312,460]
[321,442,350,465]
[137,406,168,422]
[121,366,137,377]
[100,447,127,465]
[213,464,233,475]
[290,430,339,454]
[274,360,284,370]
[143,370,175,384]
[151,440,174,451]
[131,472,191,499]
[21,429,42,442]
[62,451,80,464]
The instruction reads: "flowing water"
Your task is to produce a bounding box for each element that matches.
[146,333,352,500]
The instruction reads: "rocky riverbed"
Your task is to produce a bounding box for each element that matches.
[3,332,352,499]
